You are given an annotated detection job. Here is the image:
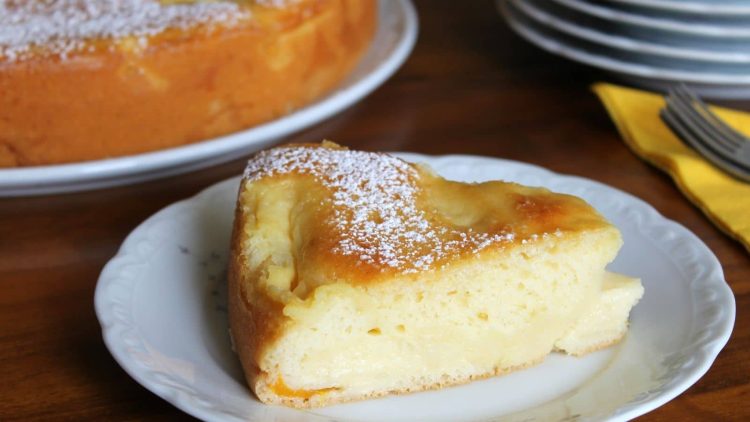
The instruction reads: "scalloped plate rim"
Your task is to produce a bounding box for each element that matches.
[95,153,736,422]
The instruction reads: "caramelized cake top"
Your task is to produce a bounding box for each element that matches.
[243,143,613,277]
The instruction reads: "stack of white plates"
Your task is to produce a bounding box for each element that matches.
[498,0,750,98]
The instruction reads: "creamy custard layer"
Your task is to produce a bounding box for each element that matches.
[262,236,629,397]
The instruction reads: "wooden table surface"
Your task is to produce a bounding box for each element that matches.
[1,1,747,420]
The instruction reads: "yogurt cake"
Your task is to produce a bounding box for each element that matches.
[228,142,644,408]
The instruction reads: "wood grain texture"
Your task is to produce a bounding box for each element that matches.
[0,1,747,420]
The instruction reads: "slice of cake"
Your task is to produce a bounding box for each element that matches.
[228,142,643,408]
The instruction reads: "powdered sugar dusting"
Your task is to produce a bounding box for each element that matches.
[0,0,249,62]
[244,145,517,274]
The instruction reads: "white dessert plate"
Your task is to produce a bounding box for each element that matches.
[0,0,417,197]
[515,0,750,64]
[551,0,750,38]
[500,0,750,98]
[605,0,750,16]
[95,153,735,422]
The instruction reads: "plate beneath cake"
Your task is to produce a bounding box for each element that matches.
[0,0,417,197]
[95,154,735,422]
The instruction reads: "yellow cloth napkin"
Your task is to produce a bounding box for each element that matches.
[593,82,750,253]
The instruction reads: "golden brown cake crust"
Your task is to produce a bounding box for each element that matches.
[239,142,613,283]
[228,199,285,392]
[0,0,376,166]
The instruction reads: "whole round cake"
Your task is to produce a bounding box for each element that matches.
[0,0,376,167]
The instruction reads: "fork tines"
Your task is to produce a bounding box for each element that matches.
[661,85,750,183]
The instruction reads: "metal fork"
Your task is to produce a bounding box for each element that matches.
[660,85,750,183]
